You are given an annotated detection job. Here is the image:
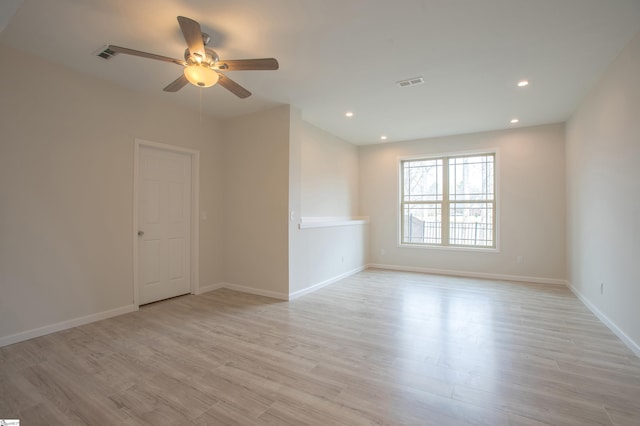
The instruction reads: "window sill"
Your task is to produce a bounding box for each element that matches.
[398,243,499,253]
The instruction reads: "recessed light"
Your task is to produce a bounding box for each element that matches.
[380,135,388,140]
[517,80,529,87]
[345,111,354,117]
[510,118,519,124]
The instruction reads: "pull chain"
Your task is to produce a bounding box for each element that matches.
[199,87,203,124]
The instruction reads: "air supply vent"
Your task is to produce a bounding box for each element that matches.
[396,76,424,88]
[96,46,117,60]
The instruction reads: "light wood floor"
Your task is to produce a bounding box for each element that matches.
[2,269,640,425]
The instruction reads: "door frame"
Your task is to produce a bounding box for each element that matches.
[132,138,200,307]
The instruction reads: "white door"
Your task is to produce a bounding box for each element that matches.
[138,146,192,305]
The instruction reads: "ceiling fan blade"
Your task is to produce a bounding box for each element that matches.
[218,73,251,98]
[215,58,279,71]
[163,74,189,92]
[177,16,206,60]
[107,45,186,66]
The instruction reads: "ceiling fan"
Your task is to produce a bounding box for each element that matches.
[102,16,279,98]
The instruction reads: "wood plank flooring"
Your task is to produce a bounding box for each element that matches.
[2,269,640,425]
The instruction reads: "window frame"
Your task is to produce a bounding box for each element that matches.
[398,149,499,252]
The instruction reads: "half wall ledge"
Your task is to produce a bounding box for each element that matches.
[298,216,370,229]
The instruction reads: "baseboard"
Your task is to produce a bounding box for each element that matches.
[195,282,224,295]
[567,282,640,359]
[368,263,567,286]
[0,304,138,348]
[220,282,289,301]
[289,265,367,300]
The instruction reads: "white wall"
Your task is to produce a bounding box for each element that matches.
[0,45,224,342]
[359,124,566,283]
[566,31,640,352]
[289,119,367,295]
[221,106,291,297]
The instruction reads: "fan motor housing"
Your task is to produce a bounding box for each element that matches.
[184,47,219,66]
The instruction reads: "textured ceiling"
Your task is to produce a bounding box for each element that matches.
[2,0,639,144]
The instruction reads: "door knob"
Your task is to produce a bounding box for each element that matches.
[138,231,144,236]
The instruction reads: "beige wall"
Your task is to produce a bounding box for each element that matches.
[300,121,359,217]
[221,105,291,296]
[289,118,367,294]
[0,42,364,338]
[0,45,224,341]
[359,124,566,282]
[566,31,640,352]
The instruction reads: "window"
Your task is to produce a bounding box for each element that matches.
[401,153,496,248]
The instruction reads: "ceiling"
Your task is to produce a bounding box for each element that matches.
[2,0,640,145]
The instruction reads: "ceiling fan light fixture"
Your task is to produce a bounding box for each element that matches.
[183,64,219,87]
[106,16,277,97]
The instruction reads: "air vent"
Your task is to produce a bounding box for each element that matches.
[396,76,424,88]
[96,46,117,60]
